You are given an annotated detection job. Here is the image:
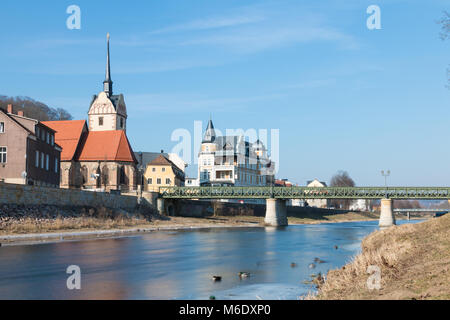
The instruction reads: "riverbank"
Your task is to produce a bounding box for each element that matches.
[1,209,421,245]
[313,213,450,300]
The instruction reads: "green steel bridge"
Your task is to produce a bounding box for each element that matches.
[159,186,450,200]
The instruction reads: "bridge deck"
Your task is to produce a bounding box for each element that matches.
[159,186,450,200]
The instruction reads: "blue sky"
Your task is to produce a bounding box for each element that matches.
[0,0,448,186]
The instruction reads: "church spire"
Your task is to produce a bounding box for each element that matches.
[103,33,113,97]
[202,117,216,143]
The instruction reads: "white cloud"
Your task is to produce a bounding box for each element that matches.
[126,92,285,113]
[150,14,265,34]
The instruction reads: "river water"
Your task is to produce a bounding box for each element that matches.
[0,220,421,300]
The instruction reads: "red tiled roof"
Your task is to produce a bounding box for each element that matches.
[42,120,87,161]
[77,130,137,163]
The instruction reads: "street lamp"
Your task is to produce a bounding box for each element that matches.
[381,170,390,198]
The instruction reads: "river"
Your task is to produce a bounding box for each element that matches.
[0,219,422,300]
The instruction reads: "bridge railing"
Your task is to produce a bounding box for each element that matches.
[159,186,450,199]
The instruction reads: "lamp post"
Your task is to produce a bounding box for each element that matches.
[381,170,390,198]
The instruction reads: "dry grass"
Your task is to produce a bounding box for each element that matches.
[0,211,392,236]
[288,211,380,224]
[314,214,450,300]
[0,216,151,234]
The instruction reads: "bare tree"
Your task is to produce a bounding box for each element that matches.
[438,11,450,88]
[438,11,450,40]
[330,170,355,210]
[393,200,421,209]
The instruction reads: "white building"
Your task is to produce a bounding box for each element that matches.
[186,177,199,186]
[349,199,370,211]
[198,118,274,187]
[305,179,329,208]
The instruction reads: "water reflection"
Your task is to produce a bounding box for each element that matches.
[0,220,423,299]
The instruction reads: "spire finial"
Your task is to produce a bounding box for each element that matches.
[103,32,113,96]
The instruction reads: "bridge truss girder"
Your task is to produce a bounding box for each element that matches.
[159,186,450,200]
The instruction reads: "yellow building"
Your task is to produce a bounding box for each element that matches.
[144,154,185,191]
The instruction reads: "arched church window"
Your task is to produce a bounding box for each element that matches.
[81,166,88,185]
[119,166,126,185]
[96,167,101,188]
[102,165,109,187]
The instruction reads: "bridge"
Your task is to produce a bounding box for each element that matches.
[157,186,450,228]
[393,208,449,219]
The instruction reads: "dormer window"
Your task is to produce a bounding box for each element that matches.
[0,122,4,133]
[99,117,104,126]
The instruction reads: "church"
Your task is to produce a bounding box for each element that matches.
[44,34,138,192]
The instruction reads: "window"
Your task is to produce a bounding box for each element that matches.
[157,178,161,184]
[41,129,45,141]
[35,151,39,167]
[152,167,156,172]
[147,178,152,184]
[46,132,50,144]
[0,122,4,133]
[55,158,58,173]
[99,117,104,126]
[46,154,49,171]
[36,127,39,138]
[162,167,166,172]
[120,117,124,128]
[51,135,54,146]
[165,178,171,184]
[0,147,6,163]
[40,153,44,169]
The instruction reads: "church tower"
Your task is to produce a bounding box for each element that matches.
[88,33,128,132]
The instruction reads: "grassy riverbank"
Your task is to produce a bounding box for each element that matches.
[0,210,385,236]
[314,214,450,300]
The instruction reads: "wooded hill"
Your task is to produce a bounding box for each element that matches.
[0,95,73,121]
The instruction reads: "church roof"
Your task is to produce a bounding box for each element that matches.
[42,120,87,161]
[77,130,137,163]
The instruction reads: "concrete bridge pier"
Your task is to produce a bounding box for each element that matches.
[264,198,288,226]
[157,198,165,215]
[379,198,396,227]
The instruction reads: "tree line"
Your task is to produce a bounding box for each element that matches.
[0,95,73,121]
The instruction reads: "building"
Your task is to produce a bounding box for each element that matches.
[135,151,187,172]
[198,118,275,186]
[275,179,293,187]
[306,179,329,208]
[144,154,185,191]
[43,34,138,192]
[349,199,370,211]
[135,151,187,189]
[186,177,199,186]
[0,104,61,187]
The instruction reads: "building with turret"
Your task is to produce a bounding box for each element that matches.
[197,118,275,186]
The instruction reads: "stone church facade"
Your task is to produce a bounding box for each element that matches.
[43,34,137,192]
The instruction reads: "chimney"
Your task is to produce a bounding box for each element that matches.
[7,104,12,114]
[18,110,24,117]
